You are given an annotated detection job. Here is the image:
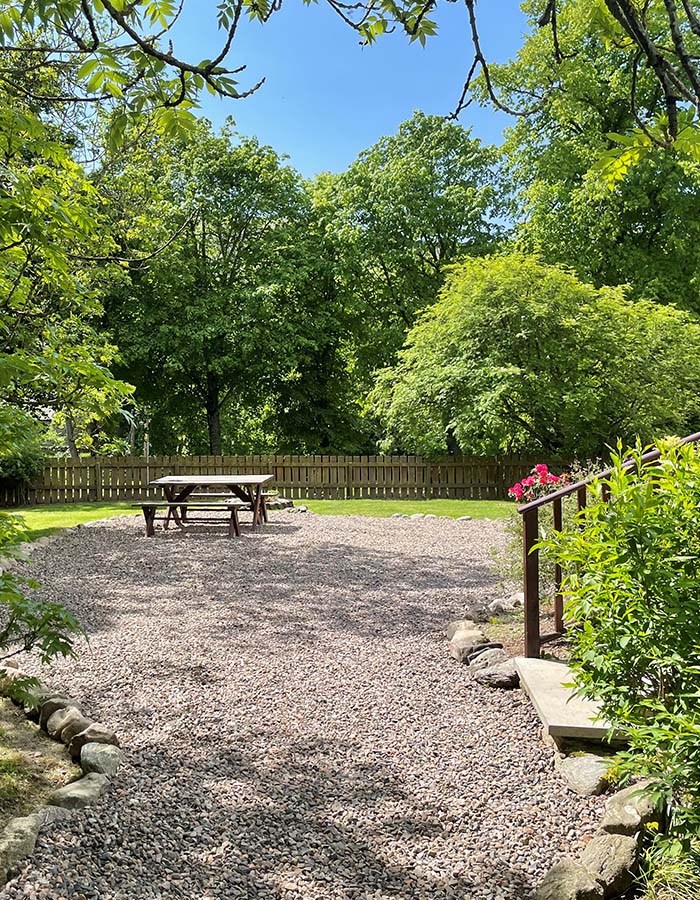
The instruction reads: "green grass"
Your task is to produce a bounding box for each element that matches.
[7,497,513,543]
[303,499,513,519]
[10,502,137,542]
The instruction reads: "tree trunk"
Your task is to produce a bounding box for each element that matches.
[65,415,79,459]
[206,373,222,455]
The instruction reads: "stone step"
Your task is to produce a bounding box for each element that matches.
[514,657,619,741]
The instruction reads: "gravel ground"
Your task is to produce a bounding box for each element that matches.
[4,512,604,900]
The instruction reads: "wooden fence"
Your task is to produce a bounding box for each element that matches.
[0,454,559,506]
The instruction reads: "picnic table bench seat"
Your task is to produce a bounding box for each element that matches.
[133,500,246,538]
[189,490,277,520]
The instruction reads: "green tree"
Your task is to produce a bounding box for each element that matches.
[314,112,499,382]
[369,254,700,458]
[492,0,700,310]
[0,66,132,462]
[102,121,364,454]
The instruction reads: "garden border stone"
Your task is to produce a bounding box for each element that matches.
[0,664,122,886]
[535,779,663,899]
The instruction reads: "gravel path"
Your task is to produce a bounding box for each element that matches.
[4,513,604,900]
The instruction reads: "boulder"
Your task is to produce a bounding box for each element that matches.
[473,660,519,689]
[60,713,95,746]
[579,833,639,898]
[457,515,473,522]
[39,696,80,731]
[598,780,662,836]
[465,642,505,664]
[445,619,478,641]
[22,686,58,723]
[37,806,73,826]
[508,591,525,608]
[0,814,42,883]
[536,858,604,900]
[48,773,110,809]
[487,599,509,615]
[468,647,509,671]
[555,754,612,797]
[68,723,120,761]
[80,742,123,776]
[46,706,86,740]
[448,629,489,663]
[409,513,425,519]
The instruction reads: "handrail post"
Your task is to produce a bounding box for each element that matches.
[523,507,541,657]
[552,496,564,634]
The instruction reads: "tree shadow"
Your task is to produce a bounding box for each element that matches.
[20,516,501,643]
[32,730,537,899]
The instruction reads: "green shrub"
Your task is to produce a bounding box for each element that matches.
[541,440,700,839]
[0,407,43,487]
[639,839,700,900]
[0,513,83,700]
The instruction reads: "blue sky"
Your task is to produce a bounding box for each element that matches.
[171,0,528,177]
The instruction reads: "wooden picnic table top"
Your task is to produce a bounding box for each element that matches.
[150,474,274,486]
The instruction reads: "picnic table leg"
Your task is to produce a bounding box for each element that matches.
[163,487,174,529]
[252,485,264,527]
[142,506,156,537]
[164,486,194,529]
[228,506,241,538]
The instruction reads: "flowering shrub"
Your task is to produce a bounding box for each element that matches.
[508,463,571,503]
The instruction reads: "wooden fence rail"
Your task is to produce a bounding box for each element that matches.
[0,454,560,507]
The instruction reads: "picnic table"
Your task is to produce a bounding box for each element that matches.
[140,474,274,537]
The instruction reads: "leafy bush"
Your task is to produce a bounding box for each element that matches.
[0,513,83,696]
[0,407,43,487]
[369,254,700,458]
[639,839,700,900]
[0,407,83,684]
[541,440,700,839]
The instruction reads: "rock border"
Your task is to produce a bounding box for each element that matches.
[446,618,521,689]
[535,779,663,899]
[445,615,665,899]
[0,663,123,885]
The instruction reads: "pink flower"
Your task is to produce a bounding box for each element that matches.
[534,464,549,477]
[521,475,535,487]
[509,483,524,500]
[546,474,560,483]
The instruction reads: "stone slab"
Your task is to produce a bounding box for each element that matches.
[514,658,619,741]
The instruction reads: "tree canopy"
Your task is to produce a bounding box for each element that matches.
[369,255,700,459]
[494,0,700,310]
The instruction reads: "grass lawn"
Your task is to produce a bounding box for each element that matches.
[6,497,513,543]
[10,503,137,542]
[303,499,513,519]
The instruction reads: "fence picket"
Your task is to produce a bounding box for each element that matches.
[0,454,559,507]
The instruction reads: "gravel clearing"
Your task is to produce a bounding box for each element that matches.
[4,512,604,900]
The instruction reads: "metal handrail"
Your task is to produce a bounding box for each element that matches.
[517,430,700,657]
[517,431,700,515]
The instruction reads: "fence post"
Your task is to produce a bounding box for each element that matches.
[94,460,102,502]
[496,457,505,499]
[345,462,352,500]
[523,507,541,657]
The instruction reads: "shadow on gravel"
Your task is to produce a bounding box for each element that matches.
[35,733,534,900]
[31,523,500,643]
